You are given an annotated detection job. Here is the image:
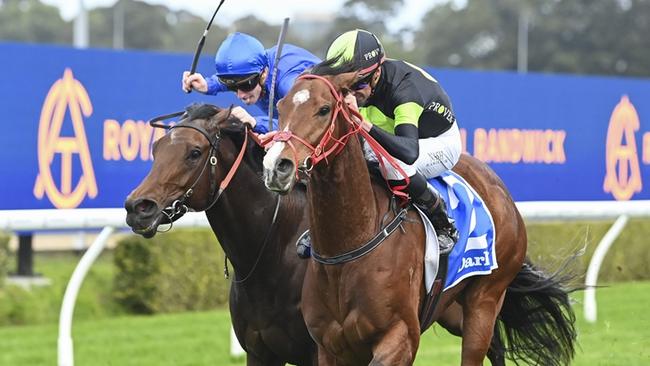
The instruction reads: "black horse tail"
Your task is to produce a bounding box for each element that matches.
[494,259,578,366]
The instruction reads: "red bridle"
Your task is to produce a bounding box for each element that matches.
[271,74,410,200]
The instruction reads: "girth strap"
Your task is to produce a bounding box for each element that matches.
[312,208,408,265]
[419,251,450,333]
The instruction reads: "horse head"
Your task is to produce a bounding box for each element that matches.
[125,103,251,238]
[263,67,365,194]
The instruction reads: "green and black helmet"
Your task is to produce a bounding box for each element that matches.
[326,29,385,75]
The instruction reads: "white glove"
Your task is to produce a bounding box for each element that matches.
[231,106,257,128]
[182,71,208,93]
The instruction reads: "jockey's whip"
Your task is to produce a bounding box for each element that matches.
[186,0,226,93]
[268,17,290,131]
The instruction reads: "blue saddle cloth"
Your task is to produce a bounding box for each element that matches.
[427,171,497,291]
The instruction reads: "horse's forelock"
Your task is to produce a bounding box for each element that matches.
[185,103,221,122]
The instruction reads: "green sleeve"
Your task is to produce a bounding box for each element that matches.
[393,102,423,128]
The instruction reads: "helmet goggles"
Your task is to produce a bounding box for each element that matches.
[218,73,261,92]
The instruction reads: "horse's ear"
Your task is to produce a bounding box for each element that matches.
[211,105,234,128]
[331,71,362,92]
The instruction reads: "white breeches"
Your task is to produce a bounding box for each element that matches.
[363,123,462,181]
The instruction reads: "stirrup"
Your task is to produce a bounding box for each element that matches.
[296,230,311,259]
[437,233,455,255]
[437,223,459,255]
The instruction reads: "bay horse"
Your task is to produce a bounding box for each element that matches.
[124,104,316,366]
[262,64,577,365]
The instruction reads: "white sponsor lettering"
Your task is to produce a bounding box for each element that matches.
[363,48,380,61]
[457,250,491,272]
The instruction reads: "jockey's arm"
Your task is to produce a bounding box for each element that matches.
[254,69,302,132]
[367,124,419,164]
[366,102,423,164]
[251,116,277,133]
[277,69,303,98]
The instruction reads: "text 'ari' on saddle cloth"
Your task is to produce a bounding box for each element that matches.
[427,171,497,291]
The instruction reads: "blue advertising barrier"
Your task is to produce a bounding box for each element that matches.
[0,42,648,210]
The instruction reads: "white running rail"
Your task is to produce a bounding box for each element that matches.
[1,200,649,364]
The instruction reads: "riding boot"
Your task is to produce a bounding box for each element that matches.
[411,182,459,255]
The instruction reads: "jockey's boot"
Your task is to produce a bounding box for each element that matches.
[413,187,459,255]
[296,230,312,259]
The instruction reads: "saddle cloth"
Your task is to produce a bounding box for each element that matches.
[420,171,498,293]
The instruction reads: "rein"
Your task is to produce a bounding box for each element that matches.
[225,194,282,283]
[271,74,411,199]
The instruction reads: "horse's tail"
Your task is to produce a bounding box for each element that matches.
[495,259,578,366]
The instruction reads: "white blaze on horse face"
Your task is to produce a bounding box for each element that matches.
[169,129,181,143]
[292,89,310,106]
[263,140,287,171]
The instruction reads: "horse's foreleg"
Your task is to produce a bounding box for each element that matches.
[460,285,507,366]
[369,321,419,366]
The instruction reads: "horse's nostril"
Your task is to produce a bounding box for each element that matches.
[276,159,295,176]
[126,198,158,217]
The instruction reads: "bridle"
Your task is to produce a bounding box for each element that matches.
[148,109,252,227]
[271,74,411,199]
[148,108,281,283]
[272,74,361,175]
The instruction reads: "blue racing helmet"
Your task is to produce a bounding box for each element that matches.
[214,32,268,76]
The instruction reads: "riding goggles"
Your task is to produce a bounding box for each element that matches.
[351,72,374,91]
[218,73,261,92]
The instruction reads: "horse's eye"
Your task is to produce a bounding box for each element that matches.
[189,148,202,160]
[317,105,331,117]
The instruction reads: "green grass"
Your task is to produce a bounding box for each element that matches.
[0,252,122,326]
[1,281,648,365]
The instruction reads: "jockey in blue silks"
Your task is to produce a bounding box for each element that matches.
[182,32,321,134]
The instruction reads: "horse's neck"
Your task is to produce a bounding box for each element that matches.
[309,136,380,257]
[206,142,283,276]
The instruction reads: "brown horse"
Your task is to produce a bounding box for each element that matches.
[262,63,577,365]
[124,104,316,366]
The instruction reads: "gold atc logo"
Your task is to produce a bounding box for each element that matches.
[603,95,642,201]
[33,68,98,208]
